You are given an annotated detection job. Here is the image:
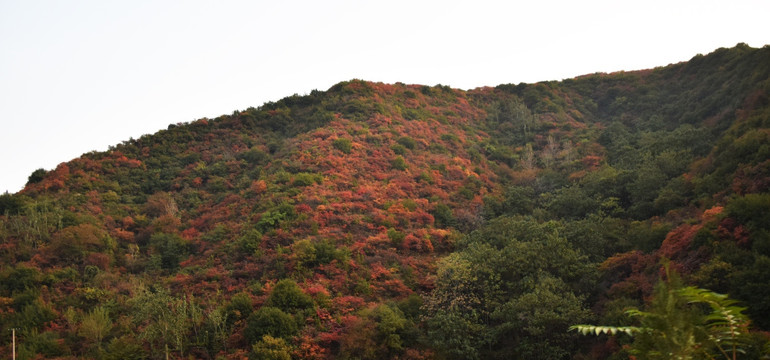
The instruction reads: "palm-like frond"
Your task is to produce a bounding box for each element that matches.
[569,324,642,336]
[678,286,750,359]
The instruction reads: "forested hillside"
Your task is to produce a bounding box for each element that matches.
[1,43,769,359]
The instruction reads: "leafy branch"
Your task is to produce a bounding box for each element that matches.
[571,284,753,360]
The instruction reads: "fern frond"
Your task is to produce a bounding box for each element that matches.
[569,324,641,336]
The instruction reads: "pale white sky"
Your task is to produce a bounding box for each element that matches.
[1,0,769,194]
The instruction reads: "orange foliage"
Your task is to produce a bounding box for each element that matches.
[703,206,724,219]
[251,179,268,194]
[111,228,134,242]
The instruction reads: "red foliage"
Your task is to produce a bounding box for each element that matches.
[121,216,136,229]
[717,217,751,246]
[380,278,412,297]
[658,224,699,260]
[251,179,268,194]
[600,251,657,300]
[589,337,623,360]
[84,252,111,270]
[111,228,135,242]
[403,233,433,253]
[581,155,602,170]
[601,251,655,277]
[731,159,770,194]
[296,203,312,214]
[294,339,329,360]
[606,272,656,300]
[332,296,366,314]
[181,227,200,241]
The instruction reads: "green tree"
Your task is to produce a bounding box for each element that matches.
[148,232,188,271]
[422,253,492,360]
[492,274,593,359]
[390,155,408,170]
[27,168,48,185]
[79,306,112,352]
[487,97,535,145]
[251,335,292,360]
[16,329,66,359]
[237,229,263,257]
[224,292,253,326]
[502,185,536,215]
[332,137,353,154]
[719,194,770,329]
[339,304,413,359]
[396,136,417,149]
[543,185,599,219]
[423,217,595,359]
[431,202,456,228]
[0,192,26,215]
[131,286,201,360]
[200,306,230,357]
[266,279,314,313]
[244,307,298,344]
[239,147,270,164]
[104,336,145,360]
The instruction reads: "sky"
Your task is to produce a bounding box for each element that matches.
[1,0,769,194]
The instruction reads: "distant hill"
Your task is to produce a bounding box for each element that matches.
[1,43,769,359]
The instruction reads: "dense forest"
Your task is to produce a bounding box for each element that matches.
[1,43,769,359]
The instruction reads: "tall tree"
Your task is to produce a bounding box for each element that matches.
[79,306,112,353]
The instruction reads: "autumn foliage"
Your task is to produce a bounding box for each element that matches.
[1,44,770,358]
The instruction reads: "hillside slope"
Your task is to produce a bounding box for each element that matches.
[1,43,769,359]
